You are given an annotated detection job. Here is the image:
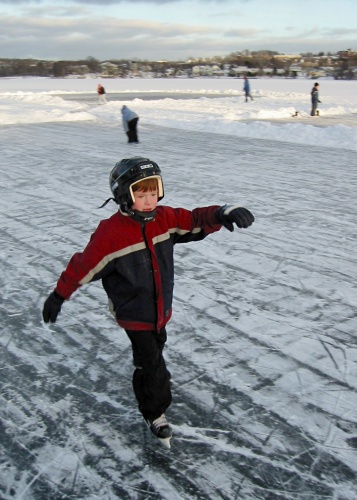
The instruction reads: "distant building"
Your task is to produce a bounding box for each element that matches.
[289,64,303,77]
[337,49,357,58]
[66,65,90,77]
[100,61,119,77]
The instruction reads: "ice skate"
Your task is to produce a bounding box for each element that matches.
[145,414,172,449]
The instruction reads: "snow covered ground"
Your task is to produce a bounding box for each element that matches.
[1,77,357,150]
[0,78,357,499]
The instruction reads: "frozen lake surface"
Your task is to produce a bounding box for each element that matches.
[0,78,357,499]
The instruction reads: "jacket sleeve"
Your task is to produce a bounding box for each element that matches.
[54,221,114,299]
[163,205,222,244]
[122,116,128,132]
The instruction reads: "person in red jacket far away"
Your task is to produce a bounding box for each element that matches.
[42,156,255,447]
[97,83,107,104]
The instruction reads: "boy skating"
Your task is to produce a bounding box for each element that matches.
[42,157,254,447]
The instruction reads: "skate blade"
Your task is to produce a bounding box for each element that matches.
[158,436,171,449]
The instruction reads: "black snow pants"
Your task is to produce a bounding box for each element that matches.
[125,328,172,421]
[126,117,139,143]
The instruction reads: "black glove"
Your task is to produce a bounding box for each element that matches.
[216,205,255,231]
[42,291,65,323]
[318,100,322,103]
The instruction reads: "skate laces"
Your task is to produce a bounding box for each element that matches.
[152,414,169,429]
[147,414,172,440]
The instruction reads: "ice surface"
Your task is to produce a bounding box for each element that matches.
[1,77,357,150]
[0,78,356,499]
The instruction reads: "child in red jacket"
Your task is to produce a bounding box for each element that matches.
[42,156,254,447]
[97,83,107,104]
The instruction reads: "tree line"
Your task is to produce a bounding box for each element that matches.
[0,51,356,79]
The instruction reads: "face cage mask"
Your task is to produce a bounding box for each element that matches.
[122,175,162,222]
[121,203,157,222]
[129,175,163,202]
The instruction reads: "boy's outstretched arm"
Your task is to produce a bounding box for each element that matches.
[216,205,255,232]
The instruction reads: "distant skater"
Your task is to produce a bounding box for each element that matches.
[97,83,107,104]
[121,105,139,143]
[310,82,321,116]
[243,76,253,102]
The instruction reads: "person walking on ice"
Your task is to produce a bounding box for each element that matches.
[121,105,139,143]
[97,83,107,104]
[310,82,321,116]
[243,76,254,102]
[42,156,255,448]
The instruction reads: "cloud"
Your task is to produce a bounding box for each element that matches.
[324,27,357,37]
[22,5,89,16]
[0,0,231,4]
[0,13,224,60]
[0,1,356,61]
[0,13,218,39]
[224,28,267,38]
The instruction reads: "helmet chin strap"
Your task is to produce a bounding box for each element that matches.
[98,197,116,209]
[121,203,157,222]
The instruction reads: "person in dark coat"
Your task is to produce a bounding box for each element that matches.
[121,105,139,143]
[42,156,255,445]
[243,76,254,102]
[310,82,321,116]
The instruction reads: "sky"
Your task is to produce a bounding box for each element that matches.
[0,0,356,61]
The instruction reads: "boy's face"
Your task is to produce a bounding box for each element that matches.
[132,188,158,212]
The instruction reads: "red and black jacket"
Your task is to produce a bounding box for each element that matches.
[55,205,222,331]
